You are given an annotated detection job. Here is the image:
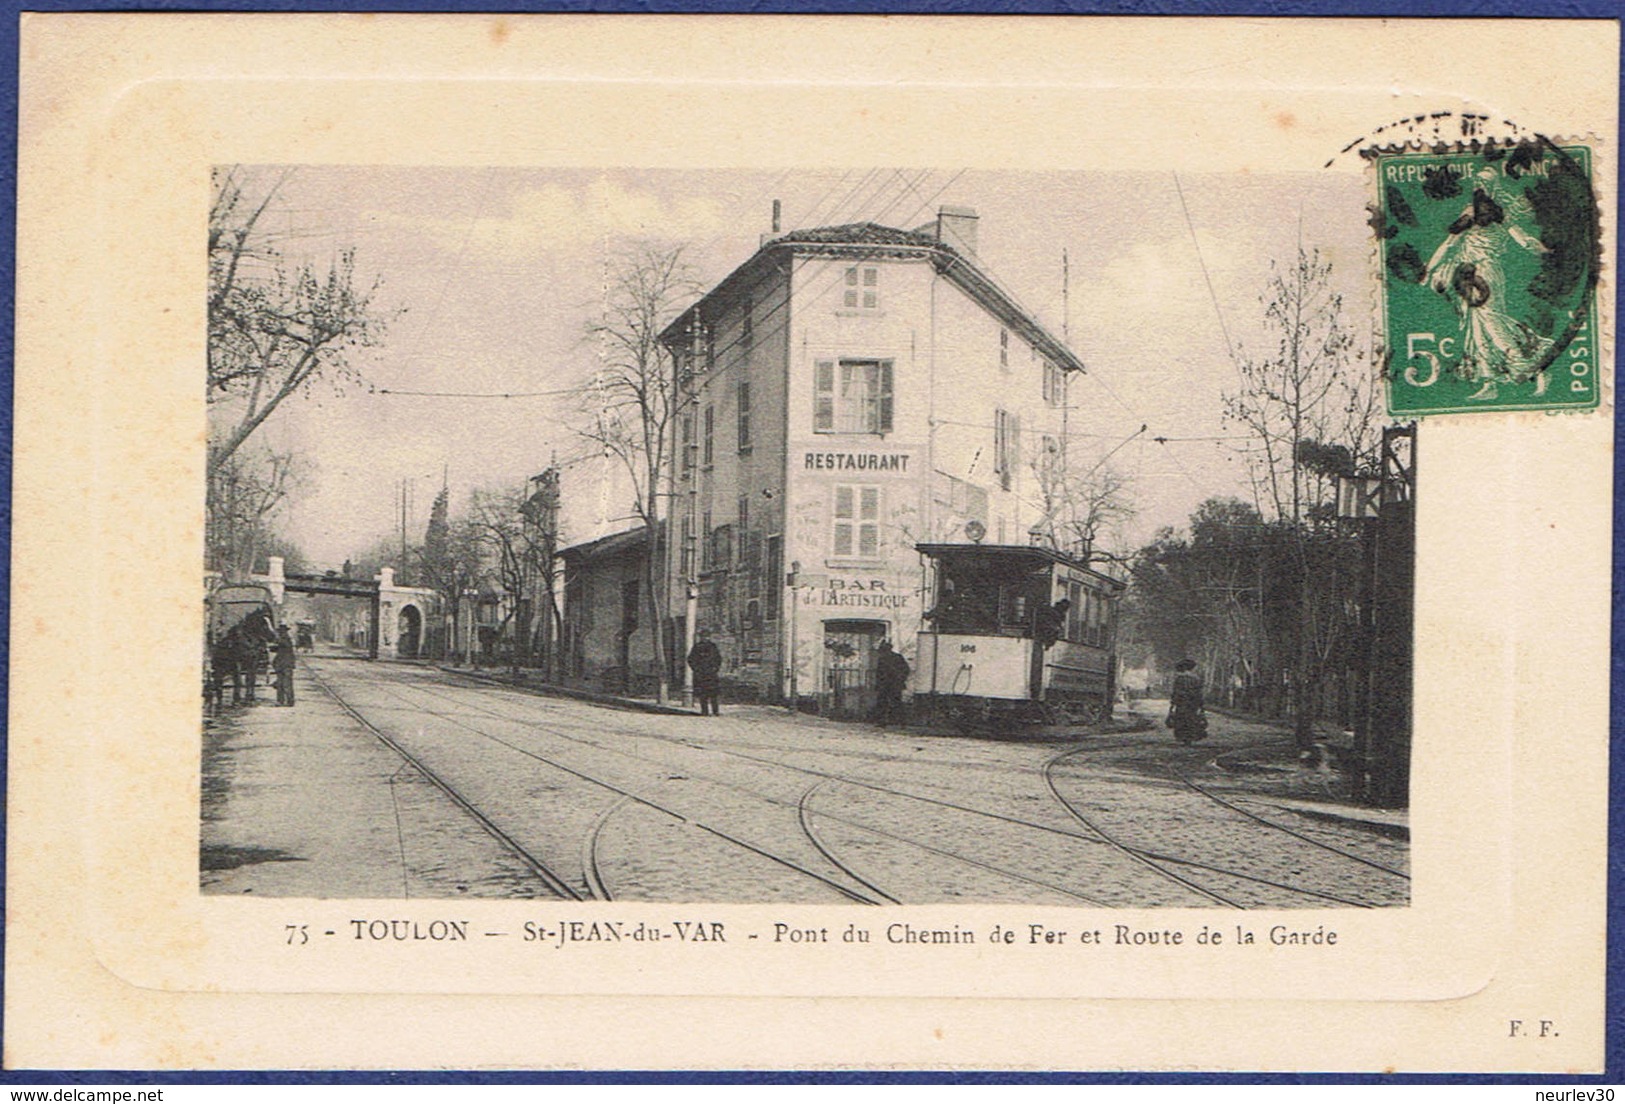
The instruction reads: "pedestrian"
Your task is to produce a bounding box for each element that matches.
[1167,658,1206,742]
[272,625,297,707]
[871,640,911,726]
[687,629,723,716]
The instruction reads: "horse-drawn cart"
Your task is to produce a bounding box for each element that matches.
[204,583,278,711]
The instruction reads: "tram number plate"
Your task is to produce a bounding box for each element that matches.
[958,643,976,653]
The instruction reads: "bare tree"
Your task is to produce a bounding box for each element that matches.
[206,445,311,579]
[1223,246,1377,744]
[1223,247,1376,524]
[1030,424,1141,564]
[468,485,556,677]
[1031,450,1137,562]
[208,166,394,476]
[576,245,702,703]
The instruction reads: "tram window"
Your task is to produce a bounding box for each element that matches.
[1067,582,1084,642]
[999,588,1030,635]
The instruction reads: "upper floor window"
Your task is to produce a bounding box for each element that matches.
[703,404,714,467]
[994,409,1020,491]
[1042,360,1066,407]
[740,296,754,348]
[737,381,752,451]
[999,328,1009,372]
[832,485,881,559]
[843,265,879,310]
[679,411,695,475]
[814,359,894,434]
[708,524,734,573]
[1039,434,1061,475]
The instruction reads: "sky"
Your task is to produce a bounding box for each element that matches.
[226,165,1371,571]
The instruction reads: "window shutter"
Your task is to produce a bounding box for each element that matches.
[878,360,894,432]
[1008,413,1020,490]
[814,360,834,431]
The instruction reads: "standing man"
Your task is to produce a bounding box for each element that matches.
[687,629,723,716]
[872,640,911,727]
[272,625,297,707]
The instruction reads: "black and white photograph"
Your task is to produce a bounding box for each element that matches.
[202,164,1413,908]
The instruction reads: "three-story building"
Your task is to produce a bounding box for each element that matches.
[659,207,1087,716]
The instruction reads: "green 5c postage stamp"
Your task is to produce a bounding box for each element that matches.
[1375,140,1599,415]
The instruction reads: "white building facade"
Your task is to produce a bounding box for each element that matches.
[661,208,1089,715]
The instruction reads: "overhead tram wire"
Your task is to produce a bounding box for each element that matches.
[801,168,869,229]
[1172,171,1248,390]
[676,168,959,386]
[371,385,585,400]
[384,166,502,393]
[827,169,904,230]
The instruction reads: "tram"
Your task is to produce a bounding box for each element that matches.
[913,542,1123,731]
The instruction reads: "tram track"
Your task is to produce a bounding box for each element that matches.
[321,664,881,904]
[322,662,1403,907]
[405,667,1391,906]
[1042,746,1242,908]
[1043,742,1404,907]
[364,671,1123,904]
[348,667,1146,904]
[308,666,582,901]
[1176,770,1410,881]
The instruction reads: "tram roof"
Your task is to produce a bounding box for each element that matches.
[915,543,1123,587]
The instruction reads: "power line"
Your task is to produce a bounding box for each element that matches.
[1173,171,1246,388]
[371,385,581,400]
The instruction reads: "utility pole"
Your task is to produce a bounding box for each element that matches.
[1060,248,1072,545]
[678,320,705,709]
[523,467,561,680]
[786,561,800,712]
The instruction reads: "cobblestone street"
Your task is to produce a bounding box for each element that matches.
[202,657,1409,907]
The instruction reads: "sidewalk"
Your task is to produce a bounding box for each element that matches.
[201,666,548,898]
[438,664,694,716]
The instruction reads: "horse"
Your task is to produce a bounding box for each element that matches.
[209,609,277,708]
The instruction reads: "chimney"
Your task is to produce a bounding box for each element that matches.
[762,199,784,249]
[936,205,979,257]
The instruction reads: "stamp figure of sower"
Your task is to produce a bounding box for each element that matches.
[1377,139,1598,416]
[1423,163,1553,400]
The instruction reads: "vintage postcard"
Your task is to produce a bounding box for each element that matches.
[9,14,1617,1072]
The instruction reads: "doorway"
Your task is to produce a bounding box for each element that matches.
[821,619,887,719]
[397,605,421,659]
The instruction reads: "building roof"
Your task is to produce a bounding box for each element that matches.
[556,524,656,565]
[915,542,1124,589]
[774,222,940,249]
[659,218,1085,375]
